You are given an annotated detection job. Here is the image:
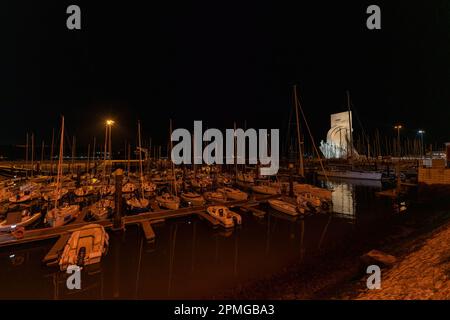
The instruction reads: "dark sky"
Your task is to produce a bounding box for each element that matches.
[1,1,450,154]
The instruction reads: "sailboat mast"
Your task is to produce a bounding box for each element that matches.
[54,116,65,209]
[50,129,55,175]
[138,120,145,199]
[293,85,305,177]
[346,90,354,160]
[169,119,177,196]
[234,122,238,181]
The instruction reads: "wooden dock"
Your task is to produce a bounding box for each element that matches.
[0,194,278,249]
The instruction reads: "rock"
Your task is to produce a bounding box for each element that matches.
[361,249,397,267]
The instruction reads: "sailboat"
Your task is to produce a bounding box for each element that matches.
[73,185,96,197]
[91,124,116,219]
[126,121,149,211]
[216,187,248,201]
[268,198,303,216]
[90,198,114,220]
[9,189,41,204]
[45,116,80,227]
[155,119,180,210]
[180,191,205,206]
[203,191,227,203]
[251,182,280,195]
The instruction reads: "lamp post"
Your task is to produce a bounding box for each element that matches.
[394,125,402,158]
[105,120,115,160]
[417,130,425,158]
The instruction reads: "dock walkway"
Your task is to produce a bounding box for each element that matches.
[0,194,278,248]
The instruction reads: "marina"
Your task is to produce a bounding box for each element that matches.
[3,1,450,305]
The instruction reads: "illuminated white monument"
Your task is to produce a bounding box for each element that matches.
[320,111,358,159]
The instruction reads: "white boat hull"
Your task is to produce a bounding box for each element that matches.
[318,170,382,181]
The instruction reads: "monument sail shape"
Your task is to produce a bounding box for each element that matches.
[320,111,359,159]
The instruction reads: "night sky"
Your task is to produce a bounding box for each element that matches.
[1,1,450,156]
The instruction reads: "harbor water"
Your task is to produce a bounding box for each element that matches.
[0,178,398,299]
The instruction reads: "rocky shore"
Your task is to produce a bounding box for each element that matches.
[354,220,450,300]
[219,202,450,300]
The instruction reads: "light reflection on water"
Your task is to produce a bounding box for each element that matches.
[0,179,390,299]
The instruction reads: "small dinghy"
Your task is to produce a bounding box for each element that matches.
[122,182,136,193]
[268,199,304,216]
[90,199,114,220]
[46,204,80,227]
[0,209,41,232]
[216,187,248,201]
[126,197,150,212]
[206,206,241,228]
[203,191,227,203]
[58,224,109,271]
[180,192,205,206]
[155,193,180,210]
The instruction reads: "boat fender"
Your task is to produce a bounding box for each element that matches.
[11,226,25,239]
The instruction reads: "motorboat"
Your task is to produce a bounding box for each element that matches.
[58,224,109,271]
[0,209,41,232]
[206,205,241,228]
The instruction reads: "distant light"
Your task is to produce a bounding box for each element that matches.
[9,254,15,259]
[417,130,425,134]
[106,120,115,126]
[394,125,403,129]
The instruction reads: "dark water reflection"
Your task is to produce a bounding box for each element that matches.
[0,179,394,299]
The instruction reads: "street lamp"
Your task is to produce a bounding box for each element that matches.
[394,124,403,190]
[417,130,425,158]
[394,125,402,158]
[105,119,115,161]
